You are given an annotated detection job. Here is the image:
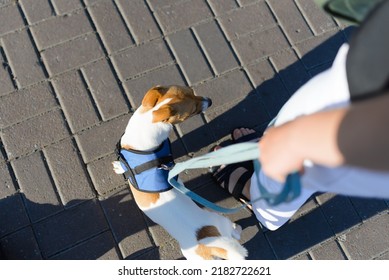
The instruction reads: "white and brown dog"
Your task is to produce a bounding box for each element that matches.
[112,85,247,260]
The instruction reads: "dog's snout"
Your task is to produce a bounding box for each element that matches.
[201,97,212,111]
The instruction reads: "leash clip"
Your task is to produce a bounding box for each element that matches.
[159,164,174,171]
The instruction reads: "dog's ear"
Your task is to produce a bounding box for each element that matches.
[152,105,175,123]
[142,86,169,108]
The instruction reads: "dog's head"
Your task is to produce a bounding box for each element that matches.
[140,85,212,124]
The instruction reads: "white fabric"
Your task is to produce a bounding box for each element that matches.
[251,44,389,231]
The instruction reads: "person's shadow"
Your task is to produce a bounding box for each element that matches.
[2,27,387,260]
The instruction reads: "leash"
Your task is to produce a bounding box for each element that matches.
[168,142,301,214]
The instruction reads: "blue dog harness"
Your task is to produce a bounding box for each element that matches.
[116,139,175,193]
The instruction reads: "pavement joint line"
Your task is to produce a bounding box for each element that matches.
[39,149,66,208]
[190,27,217,77]
[112,0,137,45]
[17,3,51,82]
[80,0,134,111]
[0,45,18,92]
[78,68,104,122]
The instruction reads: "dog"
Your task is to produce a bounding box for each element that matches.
[112,85,247,260]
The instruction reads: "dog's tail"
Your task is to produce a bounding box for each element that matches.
[197,237,248,260]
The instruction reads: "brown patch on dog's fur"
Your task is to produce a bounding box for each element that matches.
[195,244,228,260]
[196,226,221,241]
[130,185,160,208]
[195,226,227,260]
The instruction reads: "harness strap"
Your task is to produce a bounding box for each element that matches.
[134,156,174,174]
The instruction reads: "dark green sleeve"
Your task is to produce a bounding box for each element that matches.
[337,92,389,171]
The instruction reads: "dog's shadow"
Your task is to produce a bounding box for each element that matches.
[2,27,387,260]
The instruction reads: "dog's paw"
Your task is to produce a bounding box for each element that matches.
[112,161,125,174]
[232,223,243,240]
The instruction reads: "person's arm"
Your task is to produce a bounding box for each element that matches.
[258,92,389,182]
[338,91,389,171]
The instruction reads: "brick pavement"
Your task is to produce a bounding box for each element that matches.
[0,0,388,260]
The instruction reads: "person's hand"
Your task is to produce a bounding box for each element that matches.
[259,110,347,182]
[258,122,304,183]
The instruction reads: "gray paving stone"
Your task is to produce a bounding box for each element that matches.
[34,200,108,258]
[123,64,185,108]
[0,3,25,36]
[295,30,345,69]
[11,151,63,222]
[0,82,57,128]
[76,115,130,163]
[116,0,161,44]
[194,69,253,109]
[41,33,105,76]
[19,0,54,24]
[0,194,29,238]
[375,250,389,260]
[194,20,239,75]
[339,213,389,259]
[349,197,388,221]
[51,0,82,15]
[153,239,183,260]
[52,70,99,132]
[155,0,213,33]
[145,216,173,249]
[82,59,129,121]
[267,0,313,44]
[87,154,127,196]
[243,229,277,259]
[237,0,259,6]
[44,139,95,207]
[289,196,319,223]
[232,26,289,65]
[167,29,213,85]
[100,189,154,259]
[0,53,15,96]
[246,59,289,117]
[0,0,12,8]
[207,0,239,15]
[206,94,269,141]
[87,0,134,54]
[112,38,173,81]
[292,253,311,260]
[310,240,347,260]
[177,114,213,152]
[147,0,185,11]
[266,207,333,259]
[2,109,70,159]
[50,231,120,260]
[295,0,337,35]
[218,1,276,40]
[169,129,187,159]
[129,246,159,260]
[83,0,101,5]
[1,30,47,88]
[270,49,311,94]
[0,226,42,259]
[31,9,93,51]
[0,153,15,199]
[316,193,361,234]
